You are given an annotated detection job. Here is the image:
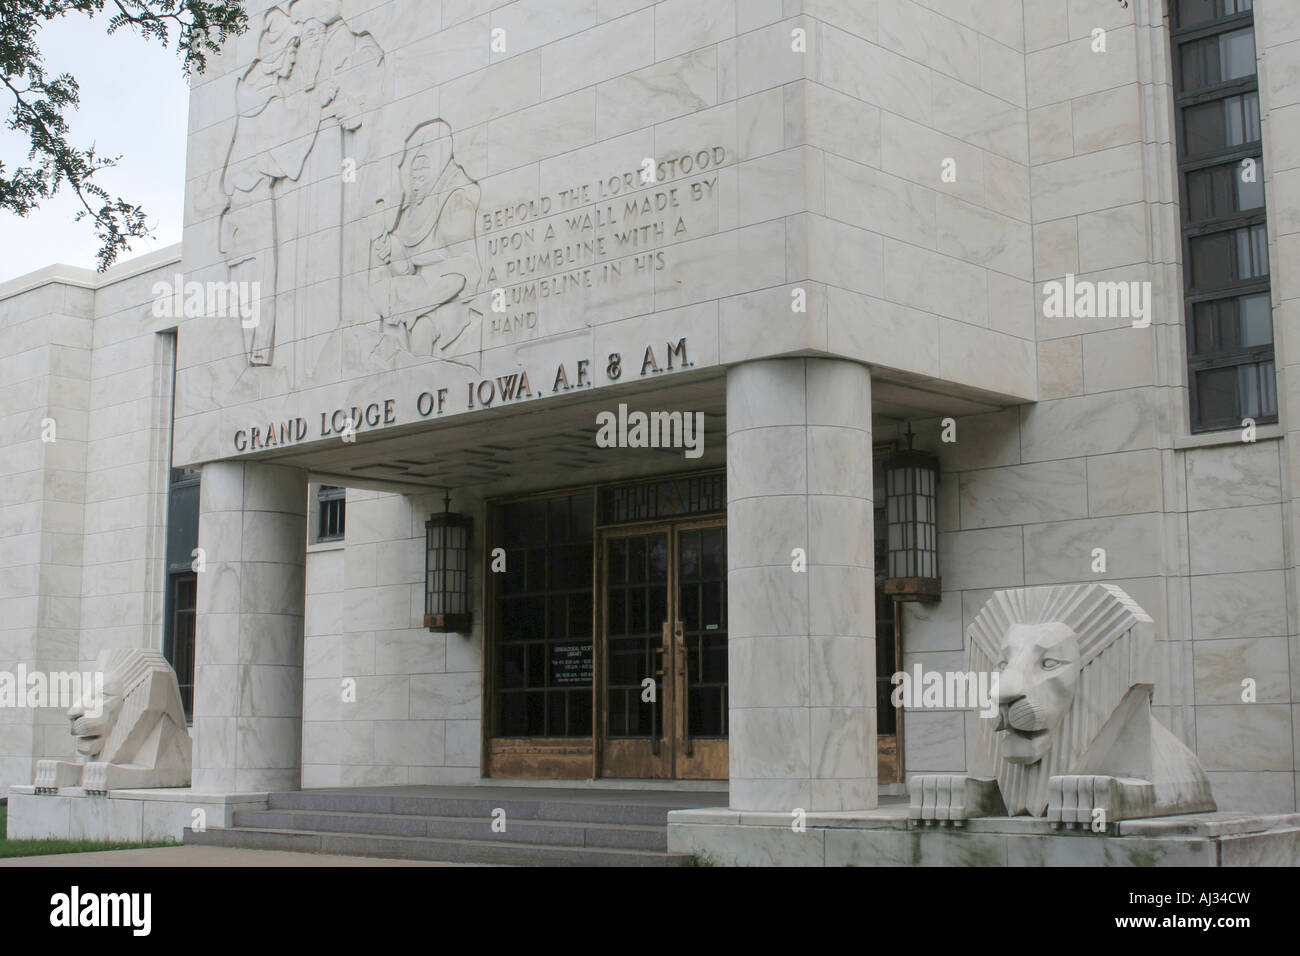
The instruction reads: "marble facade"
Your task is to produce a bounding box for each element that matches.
[2,0,1299,858]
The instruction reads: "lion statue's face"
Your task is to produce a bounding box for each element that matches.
[991,622,1081,765]
[67,672,124,758]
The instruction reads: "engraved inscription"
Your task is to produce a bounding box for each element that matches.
[481,148,729,341]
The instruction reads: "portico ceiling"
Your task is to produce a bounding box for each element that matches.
[235,365,1013,493]
[269,370,730,491]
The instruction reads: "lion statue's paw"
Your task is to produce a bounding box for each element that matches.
[1046,774,1154,831]
[907,774,1005,826]
[82,762,110,795]
[33,759,81,793]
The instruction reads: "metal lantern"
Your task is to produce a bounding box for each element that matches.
[425,494,472,632]
[883,427,941,602]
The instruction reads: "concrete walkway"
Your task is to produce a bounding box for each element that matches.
[0,846,478,866]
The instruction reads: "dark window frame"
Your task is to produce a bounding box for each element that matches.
[166,572,197,718]
[162,466,200,721]
[316,484,346,542]
[1171,0,1277,432]
[488,488,597,739]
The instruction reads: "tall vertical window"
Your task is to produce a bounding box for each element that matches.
[1172,0,1277,431]
[491,493,594,737]
[163,466,200,718]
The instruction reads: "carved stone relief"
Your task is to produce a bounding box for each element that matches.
[207,1,725,391]
[218,0,384,368]
[366,119,483,359]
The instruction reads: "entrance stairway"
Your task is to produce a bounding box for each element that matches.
[184,785,726,866]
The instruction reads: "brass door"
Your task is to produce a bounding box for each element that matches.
[671,520,728,779]
[598,520,728,779]
[599,527,672,778]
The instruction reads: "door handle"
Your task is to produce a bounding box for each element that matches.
[652,621,670,756]
[675,620,692,757]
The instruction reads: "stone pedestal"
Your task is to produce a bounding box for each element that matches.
[667,804,1300,866]
[6,786,269,842]
[192,462,307,792]
[725,358,876,813]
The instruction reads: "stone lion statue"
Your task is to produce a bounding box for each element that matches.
[34,648,192,794]
[908,583,1215,828]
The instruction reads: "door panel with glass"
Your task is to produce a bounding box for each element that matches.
[601,529,671,777]
[672,522,727,779]
[598,520,728,779]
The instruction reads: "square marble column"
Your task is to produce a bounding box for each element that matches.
[192,461,307,793]
[727,358,876,812]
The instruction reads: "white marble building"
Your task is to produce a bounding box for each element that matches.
[2,0,1298,836]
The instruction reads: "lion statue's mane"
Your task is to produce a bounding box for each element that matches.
[34,647,192,794]
[972,583,1152,814]
[923,582,1218,822]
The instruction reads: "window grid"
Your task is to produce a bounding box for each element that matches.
[163,461,200,720]
[492,493,594,738]
[1172,0,1277,432]
[317,485,346,541]
[170,574,197,718]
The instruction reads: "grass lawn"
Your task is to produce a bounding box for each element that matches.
[0,802,178,858]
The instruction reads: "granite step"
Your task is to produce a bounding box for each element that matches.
[264,789,719,827]
[184,825,689,866]
[187,787,724,864]
[230,808,669,851]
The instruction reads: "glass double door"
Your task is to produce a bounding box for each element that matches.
[599,520,727,779]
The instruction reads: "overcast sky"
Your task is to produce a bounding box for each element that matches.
[0,10,190,284]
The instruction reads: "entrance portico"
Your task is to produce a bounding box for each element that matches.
[183,354,899,816]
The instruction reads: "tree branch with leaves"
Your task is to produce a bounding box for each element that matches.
[0,1,247,270]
